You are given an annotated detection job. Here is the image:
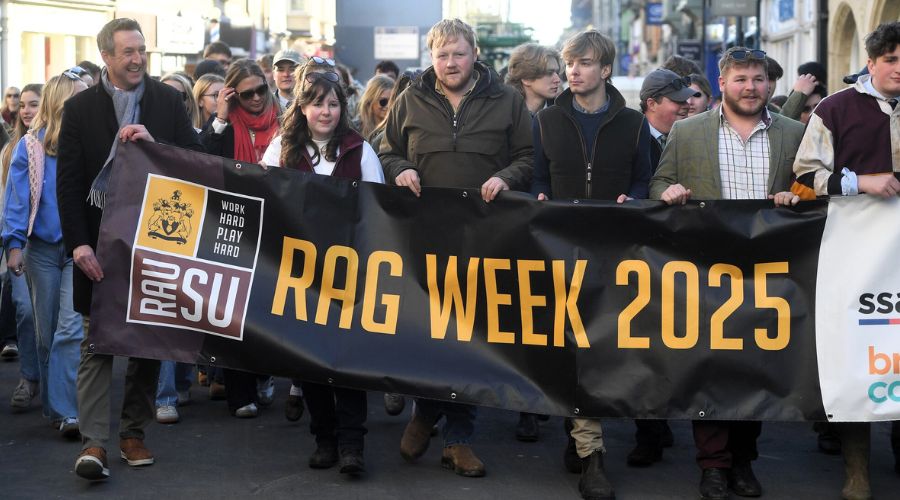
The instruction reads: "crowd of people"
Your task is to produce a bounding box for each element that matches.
[1,15,899,500]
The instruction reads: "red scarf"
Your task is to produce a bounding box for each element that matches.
[229,104,279,162]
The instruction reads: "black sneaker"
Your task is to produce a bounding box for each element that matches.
[338,449,365,475]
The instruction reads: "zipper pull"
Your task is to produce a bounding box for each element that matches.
[587,162,592,182]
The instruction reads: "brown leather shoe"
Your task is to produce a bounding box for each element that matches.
[400,412,436,462]
[75,447,109,480]
[120,438,155,466]
[441,444,485,477]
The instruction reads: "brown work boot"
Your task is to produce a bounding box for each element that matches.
[839,423,872,500]
[400,411,436,462]
[441,444,485,477]
[74,447,109,480]
[120,437,155,467]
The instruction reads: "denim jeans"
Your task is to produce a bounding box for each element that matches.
[156,361,193,407]
[25,239,84,420]
[414,399,477,446]
[9,265,39,382]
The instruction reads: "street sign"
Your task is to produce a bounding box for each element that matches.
[646,2,664,25]
[677,41,703,64]
[709,0,757,17]
[374,26,419,60]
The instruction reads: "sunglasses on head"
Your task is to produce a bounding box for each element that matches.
[310,56,335,67]
[727,49,767,62]
[237,83,269,100]
[68,66,87,76]
[305,72,340,84]
[666,75,693,91]
[62,71,82,82]
[378,97,389,107]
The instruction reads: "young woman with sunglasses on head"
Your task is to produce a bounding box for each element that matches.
[3,74,88,438]
[201,59,280,165]
[261,75,383,476]
[200,59,279,418]
[355,75,394,140]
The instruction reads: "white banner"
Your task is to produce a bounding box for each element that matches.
[816,195,900,421]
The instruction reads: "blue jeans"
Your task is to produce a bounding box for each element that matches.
[25,239,84,420]
[9,266,39,382]
[414,399,477,446]
[156,361,193,407]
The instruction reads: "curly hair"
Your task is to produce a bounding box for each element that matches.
[866,21,900,60]
[279,77,351,169]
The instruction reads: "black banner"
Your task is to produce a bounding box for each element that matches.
[91,141,828,421]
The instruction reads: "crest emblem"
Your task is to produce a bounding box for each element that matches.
[147,190,194,245]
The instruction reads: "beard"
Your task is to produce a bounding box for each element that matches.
[723,91,765,117]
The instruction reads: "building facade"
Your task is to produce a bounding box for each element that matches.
[828,0,900,92]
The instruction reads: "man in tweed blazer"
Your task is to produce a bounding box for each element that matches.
[649,47,805,500]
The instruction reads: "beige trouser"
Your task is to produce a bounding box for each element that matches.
[76,316,160,450]
[571,418,605,458]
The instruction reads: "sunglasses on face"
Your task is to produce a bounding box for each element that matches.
[727,49,767,62]
[378,97,389,107]
[237,83,269,100]
[310,56,335,67]
[305,72,340,84]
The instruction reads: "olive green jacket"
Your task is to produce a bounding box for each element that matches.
[650,109,806,200]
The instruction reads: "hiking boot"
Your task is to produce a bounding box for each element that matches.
[728,462,762,497]
[516,413,539,442]
[579,450,614,499]
[285,394,304,422]
[120,438,154,467]
[400,411,436,462]
[59,417,80,439]
[10,378,38,409]
[441,444,485,477]
[309,442,338,469]
[234,403,258,418]
[75,447,109,480]
[156,405,179,424]
[338,448,366,475]
[1,342,18,359]
[699,468,729,500]
[384,393,405,416]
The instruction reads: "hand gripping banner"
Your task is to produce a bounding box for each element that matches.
[90,141,837,421]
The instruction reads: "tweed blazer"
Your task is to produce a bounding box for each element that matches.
[649,109,805,200]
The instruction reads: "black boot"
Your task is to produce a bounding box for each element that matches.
[699,468,729,500]
[578,450,615,500]
[516,413,539,442]
[338,448,365,475]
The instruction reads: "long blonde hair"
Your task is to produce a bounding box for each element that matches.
[0,83,42,186]
[162,73,201,129]
[193,73,225,126]
[357,75,394,140]
[30,75,84,157]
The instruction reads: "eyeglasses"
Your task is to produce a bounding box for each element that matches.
[305,72,340,84]
[310,56,335,67]
[5,93,19,98]
[237,83,269,100]
[203,90,220,99]
[378,97,389,107]
[726,49,767,62]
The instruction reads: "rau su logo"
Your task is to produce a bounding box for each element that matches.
[147,190,194,245]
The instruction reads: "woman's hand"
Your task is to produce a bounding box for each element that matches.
[7,248,23,276]
[217,87,236,121]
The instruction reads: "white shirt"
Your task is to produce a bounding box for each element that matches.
[261,135,385,184]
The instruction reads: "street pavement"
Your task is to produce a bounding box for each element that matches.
[1,354,897,499]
